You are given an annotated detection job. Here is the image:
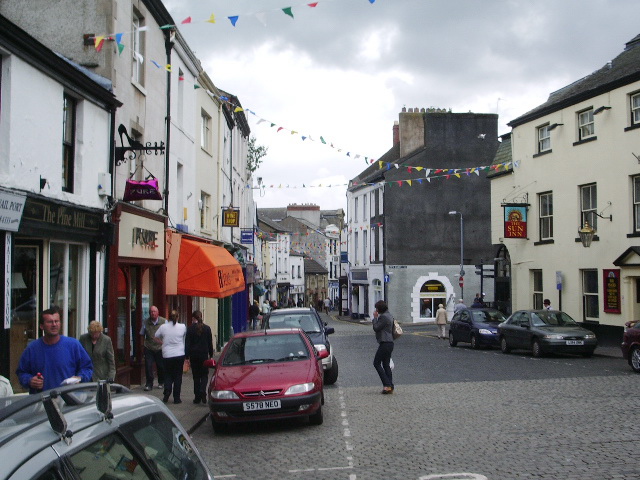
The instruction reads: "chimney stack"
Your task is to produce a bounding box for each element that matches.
[393,121,399,146]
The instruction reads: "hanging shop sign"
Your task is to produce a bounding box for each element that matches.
[0,190,26,232]
[603,269,621,314]
[222,207,240,227]
[241,228,254,244]
[503,204,528,239]
[118,211,164,260]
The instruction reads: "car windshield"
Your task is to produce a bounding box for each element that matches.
[531,311,579,327]
[471,310,506,323]
[69,412,208,480]
[268,313,321,333]
[222,334,311,366]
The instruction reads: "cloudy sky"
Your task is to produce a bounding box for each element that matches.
[163,0,639,211]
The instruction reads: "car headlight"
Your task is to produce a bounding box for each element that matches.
[543,334,564,340]
[584,334,596,339]
[211,390,239,400]
[478,329,493,335]
[285,383,314,395]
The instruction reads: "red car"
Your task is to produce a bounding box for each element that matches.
[621,321,640,372]
[204,328,328,432]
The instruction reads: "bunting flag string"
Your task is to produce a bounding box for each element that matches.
[244,162,512,191]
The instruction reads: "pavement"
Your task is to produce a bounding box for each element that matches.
[142,311,624,434]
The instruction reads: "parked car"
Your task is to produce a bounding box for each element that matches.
[621,321,640,372]
[0,381,212,480]
[448,308,507,349]
[498,310,597,357]
[263,307,338,384]
[205,328,329,433]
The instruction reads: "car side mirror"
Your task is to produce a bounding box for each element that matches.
[325,327,335,335]
[203,359,217,369]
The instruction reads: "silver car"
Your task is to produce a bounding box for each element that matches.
[0,382,212,480]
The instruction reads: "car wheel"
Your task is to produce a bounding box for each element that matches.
[532,339,543,358]
[324,357,339,385]
[470,335,479,350]
[449,332,457,346]
[630,346,640,373]
[500,336,511,354]
[211,416,227,434]
[309,405,323,425]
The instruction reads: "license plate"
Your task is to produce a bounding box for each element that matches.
[566,340,584,345]
[243,400,281,411]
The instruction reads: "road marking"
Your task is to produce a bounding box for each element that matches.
[419,474,488,480]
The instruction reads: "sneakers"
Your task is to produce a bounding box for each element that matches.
[143,385,152,391]
[157,384,164,389]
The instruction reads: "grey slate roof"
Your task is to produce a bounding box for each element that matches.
[304,258,328,274]
[509,34,640,127]
[349,143,400,189]
[487,133,512,179]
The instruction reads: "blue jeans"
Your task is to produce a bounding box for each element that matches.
[144,347,165,387]
[373,341,394,388]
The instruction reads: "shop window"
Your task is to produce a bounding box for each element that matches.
[49,243,85,339]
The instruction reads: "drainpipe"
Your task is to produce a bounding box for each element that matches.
[163,29,175,216]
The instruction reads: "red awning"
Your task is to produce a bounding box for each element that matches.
[177,239,245,298]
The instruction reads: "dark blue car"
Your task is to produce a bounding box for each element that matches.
[448,308,507,349]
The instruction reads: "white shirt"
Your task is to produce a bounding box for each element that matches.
[155,322,186,358]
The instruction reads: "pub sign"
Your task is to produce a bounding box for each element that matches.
[603,269,621,314]
[222,208,240,227]
[503,204,528,239]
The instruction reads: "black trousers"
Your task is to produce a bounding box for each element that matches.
[144,347,164,387]
[373,341,394,388]
[190,355,208,400]
[163,355,185,401]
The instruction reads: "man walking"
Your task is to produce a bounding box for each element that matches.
[140,305,166,391]
[16,307,93,393]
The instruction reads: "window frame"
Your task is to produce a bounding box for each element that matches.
[200,192,211,231]
[631,92,640,126]
[580,183,597,231]
[538,192,553,241]
[537,124,551,153]
[633,175,640,232]
[200,110,211,151]
[131,9,145,86]
[582,269,599,320]
[578,108,595,141]
[532,270,543,310]
[62,94,76,193]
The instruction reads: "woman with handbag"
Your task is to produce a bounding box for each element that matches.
[372,300,395,394]
[154,310,186,404]
[185,310,213,404]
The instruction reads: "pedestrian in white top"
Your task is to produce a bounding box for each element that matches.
[155,310,186,404]
[543,299,552,310]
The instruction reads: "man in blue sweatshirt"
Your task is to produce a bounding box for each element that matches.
[16,307,93,393]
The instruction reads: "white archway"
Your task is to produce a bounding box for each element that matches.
[411,272,455,323]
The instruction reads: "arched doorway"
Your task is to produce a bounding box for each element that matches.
[412,274,455,323]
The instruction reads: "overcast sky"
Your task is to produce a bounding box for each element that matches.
[163,0,640,211]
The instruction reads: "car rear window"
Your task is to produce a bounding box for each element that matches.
[268,314,321,333]
[472,310,506,323]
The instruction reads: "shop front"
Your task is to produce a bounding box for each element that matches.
[3,192,109,392]
[107,203,166,387]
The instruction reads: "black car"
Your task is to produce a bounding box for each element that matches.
[263,307,338,384]
[498,310,597,357]
[448,308,507,349]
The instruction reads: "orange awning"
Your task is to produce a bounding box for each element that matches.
[177,238,245,298]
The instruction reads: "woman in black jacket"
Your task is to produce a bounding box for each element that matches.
[185,311,214,404]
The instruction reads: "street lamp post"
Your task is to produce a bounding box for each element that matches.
[449,211,464,298]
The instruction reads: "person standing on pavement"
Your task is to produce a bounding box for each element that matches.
[262,299,271,316]
[79,321,116,382]
[249,300,261,330]
[185,310,213,404]
[454,299,467,313]
[140,305,166,391]
[435,303,448,339]
[324,297,331,314]
[543,299,552,310]
[16,307,93,393]
[372,300,394,394]
[155,310,186,404]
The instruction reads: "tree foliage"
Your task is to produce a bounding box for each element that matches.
[247,136,268,173]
